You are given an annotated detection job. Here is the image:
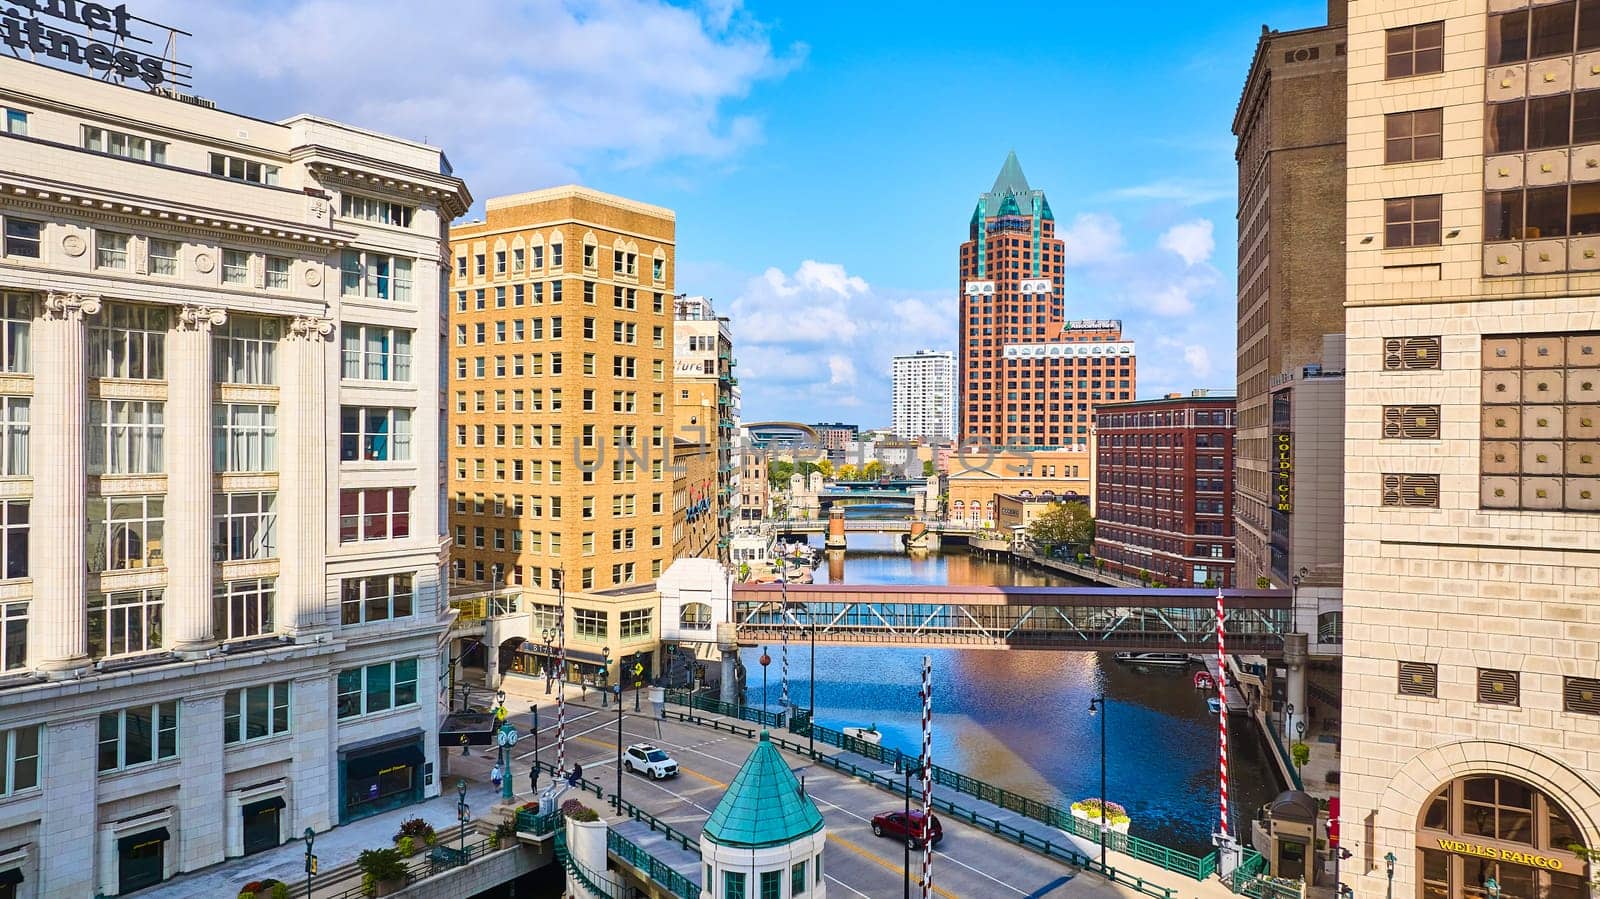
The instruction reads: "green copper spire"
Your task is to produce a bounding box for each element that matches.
[702,731,825,849]
[989,149,1031,197]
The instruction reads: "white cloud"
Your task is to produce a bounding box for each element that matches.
[1158,219,1215,267]
[139,0,804,198]
[1106,179,1231,206]
[1183,345,1213,378]
[826,355,857,387]
[1059,213,1126,267]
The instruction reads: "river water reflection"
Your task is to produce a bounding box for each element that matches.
[737,535,1283,856]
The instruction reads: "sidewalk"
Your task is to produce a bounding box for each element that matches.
[642,702,1246,899]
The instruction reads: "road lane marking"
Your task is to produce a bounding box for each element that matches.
[826,832,961,899]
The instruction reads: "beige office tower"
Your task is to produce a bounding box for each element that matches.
[1339,4,1600,898]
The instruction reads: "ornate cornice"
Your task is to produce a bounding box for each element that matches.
[43,291,101,321]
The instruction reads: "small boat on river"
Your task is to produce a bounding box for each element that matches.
[842,724,883,745]
[1113,652,1193,667]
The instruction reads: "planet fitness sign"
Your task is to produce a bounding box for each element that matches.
[1,1,187,87]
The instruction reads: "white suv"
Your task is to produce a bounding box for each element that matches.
[622,743,679,779]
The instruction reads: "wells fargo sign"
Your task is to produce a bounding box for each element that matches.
[1274,432,1293,513]
[1434,838,1567,871]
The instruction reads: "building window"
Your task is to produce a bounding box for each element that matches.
[791,861,807,897]
[1481,333,1600,511]
[0,397,26,476]
[1,218,40,259]
[338,488,411,543]
[95,230,129,270]
[87,495,163,573]
[620,608,651,639]
[340,193,415,228]
[83,126,167,163]
[90,303,166,379]
[340,573,414,625]
[1399,661,1438,698]
[224,681,290,744]
[0,601,23,670]
[265,255,291,289]
[1416,775,1586,899]
[88,588,164,658]
[222,249,250,285]
[213,403,277,472]
[574,608,605,640]
[0,724,39,795]
[97,703,177,772]
[1385,21,1444,79]
[214,316,279,385]
[210,153,280,185]
[2,108,26,135]
[724,871,746,899]
[759,870,780,899]
[213,492,277,562]
[1383,195,1442,247]
[214,577,274,642]
[336,659,418,718]
[341,325,413,382]
[339,407,412,462]
[148,238,180,276]
[1384,108,1443,163]
[0,502,23,582]
[340,251,414,302]
[88,400,163,475]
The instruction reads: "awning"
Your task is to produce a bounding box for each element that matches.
[117,828,170,853]
[345,742,424,780]
[439,712,496,747]
[0,868,22,886]
[515,645,607,665]
[243,796,286,814]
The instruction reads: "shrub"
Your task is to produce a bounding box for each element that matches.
[561,799,599,823]
[1071,798,1131,826]
[243,884,264,894]
[397,835,414,856]
[395,817,435,842]
[270,884,290,899]
[1291,742,1311,769]
[240,893,255,899]
[357,847,409,883]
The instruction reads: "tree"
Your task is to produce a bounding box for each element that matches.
[837,464,859,481]
[1026,501,1094,553]
[815,458,834,478]
[922,460,936,477]
[861,460,886,480]
[768,460,794,487]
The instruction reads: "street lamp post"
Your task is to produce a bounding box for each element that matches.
[1294,719,1307,780]
[456,780,470,860]
[601,646,611,707]
[1089,696,1108,870]
[808,602,817,758]
[759,647,771,716]
[302,827,315,899]
[1384,850,1397,899]
[529,704,540,793]
[632,653,642,713]
[613,683,624,813]
[902,766,912,899]
[541,628,557,695]
[1284,701,1296,744]
[496,719,519,802]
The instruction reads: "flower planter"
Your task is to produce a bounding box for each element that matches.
[1070,806,1130,835]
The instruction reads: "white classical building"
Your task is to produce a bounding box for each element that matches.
[699,730,827,899]
[0,55,468,895]
[892,350,955,442]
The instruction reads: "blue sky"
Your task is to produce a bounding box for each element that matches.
[150,0,1333,425]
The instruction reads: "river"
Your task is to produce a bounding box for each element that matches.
[737,533,1284,857]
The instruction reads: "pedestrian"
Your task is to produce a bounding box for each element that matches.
[530,764,540,793]
[568,764,582,787]
[490,763,502,788]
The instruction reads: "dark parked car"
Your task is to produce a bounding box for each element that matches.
[870,810,943,848]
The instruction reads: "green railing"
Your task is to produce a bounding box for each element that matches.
[319,836,502,899]
[515,808,561,836]
[1265,724,1305,791]
[610,795,703,856]
[1227,848,1303,897]
[554,827,615,899]
[665,689,783,728]
[608,830,700,899]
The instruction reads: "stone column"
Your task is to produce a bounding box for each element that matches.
[33,292,100,677]
[289,672,335,833]
[278,315,334,636]
[1283,632,1309,743]
[169,306,226,657]
[38,716,97,896]
[176,693,225,870]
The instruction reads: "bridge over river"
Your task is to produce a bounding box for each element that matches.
[730,583,1293,654]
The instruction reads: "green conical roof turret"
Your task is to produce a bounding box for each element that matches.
[976,151,1048,220]
[702,731,825,849]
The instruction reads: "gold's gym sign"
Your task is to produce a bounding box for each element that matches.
[1,1,188,87]
[1274,432,1292,513]
[1435,838,1566,871]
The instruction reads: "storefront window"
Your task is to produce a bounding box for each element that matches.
[1416,775,1586,898]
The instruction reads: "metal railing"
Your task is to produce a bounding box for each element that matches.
[1226,848,1302,897]
[608,830,699,899]
[555,828,615,899]
[318,835,503,899]
[665,690,784,728]
[661,694,1197,893]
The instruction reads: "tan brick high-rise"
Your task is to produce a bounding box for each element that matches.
[448,187,676,594]
[1339,3,1600,898]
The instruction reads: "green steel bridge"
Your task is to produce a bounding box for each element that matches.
[729,583,1294,654]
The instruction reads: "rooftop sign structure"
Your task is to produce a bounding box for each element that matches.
[2,0,192,89]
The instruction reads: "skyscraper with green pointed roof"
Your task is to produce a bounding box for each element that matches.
[957,152,1136,449]
[699,731,828,898]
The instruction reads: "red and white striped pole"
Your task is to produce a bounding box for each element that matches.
[1216,588,1230,836]
[555,568,568,777]
[921,655,934,899]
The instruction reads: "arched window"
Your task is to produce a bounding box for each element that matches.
[1416,774,1586,898]
[952,501,964,517]
[680,603,712,630]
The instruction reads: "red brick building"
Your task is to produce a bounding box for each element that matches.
[959,152,1135,447]
[1093,392,1236,587]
